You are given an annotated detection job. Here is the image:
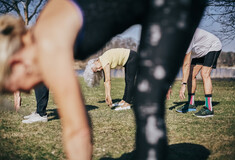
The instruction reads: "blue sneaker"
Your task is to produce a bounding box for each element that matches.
[176,104,197,113]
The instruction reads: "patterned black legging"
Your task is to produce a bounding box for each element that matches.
[73,0,207,159]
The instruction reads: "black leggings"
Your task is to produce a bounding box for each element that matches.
[123,50,138,103]
[73,0,206,159]
[34,83,49,116]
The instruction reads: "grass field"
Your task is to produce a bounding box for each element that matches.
[0,78,234,160]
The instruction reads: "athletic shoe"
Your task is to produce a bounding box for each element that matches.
[194,106,214,118]
[112,103,124,107]
[114,106,131,111]
[22,114,48,124]
[23,112,37,119]
[176,104,197,113]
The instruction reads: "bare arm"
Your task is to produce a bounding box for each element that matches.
[103,64,112,106]
[166,87,172,100]
[33,0,92,159]
[179,52,191,100]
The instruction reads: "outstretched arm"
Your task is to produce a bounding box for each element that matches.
[32,0,92,159]
[103,64,112,106]
[166,86,172,100]
[179,52,191,100]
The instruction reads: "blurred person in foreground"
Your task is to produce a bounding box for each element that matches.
[0,0,206,159]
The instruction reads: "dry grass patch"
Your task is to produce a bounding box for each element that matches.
[0,78,234,160]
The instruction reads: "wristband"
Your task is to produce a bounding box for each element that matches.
[181,82,187,85]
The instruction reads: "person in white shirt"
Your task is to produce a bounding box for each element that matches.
[177,28,222,117]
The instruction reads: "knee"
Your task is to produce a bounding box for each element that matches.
[200,70,211,80]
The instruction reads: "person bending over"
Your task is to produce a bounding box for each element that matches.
[177,28,222,117]
[0,0,206,159]
[84,48,138,111]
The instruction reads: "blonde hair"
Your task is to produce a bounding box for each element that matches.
[0,15,26,92]
[83,58,103,87]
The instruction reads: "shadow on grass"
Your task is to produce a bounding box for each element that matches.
[100,143,210,160]
[47,109,59,121]
[168,143,210,160]
[168,101,220,110]
[46,105,98,121]
[85,105,99,111]
[98,99,122,104]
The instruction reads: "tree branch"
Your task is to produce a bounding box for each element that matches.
[0,0,15,9]
[205,0,235,42]
[13,1,22,18]
[28,0,44,21]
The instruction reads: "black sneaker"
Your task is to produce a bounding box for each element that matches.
[194,106,214,118]
[176,104,197,113]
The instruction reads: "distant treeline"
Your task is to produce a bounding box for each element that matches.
[74,36,235,69]
[74,36,138,69]
[217,51,235,68]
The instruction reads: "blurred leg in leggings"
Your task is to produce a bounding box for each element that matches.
[133,1,206,159]
[73,0,206,159]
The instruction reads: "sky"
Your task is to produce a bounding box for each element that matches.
[13,2,235,52]
[119,10,235,52]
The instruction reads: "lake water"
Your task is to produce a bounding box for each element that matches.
[76,67,235,79]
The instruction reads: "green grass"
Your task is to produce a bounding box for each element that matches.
[0,78,234,160]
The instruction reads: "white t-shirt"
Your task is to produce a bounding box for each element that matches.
[186,28,222,59]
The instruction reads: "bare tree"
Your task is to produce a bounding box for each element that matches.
[205,0,235,43]
[0,0,47,25]
[0,0,48,108]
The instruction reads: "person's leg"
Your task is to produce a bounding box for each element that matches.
[14,91,21,111]
[73,0,146,60]
[201,67,214,112]
[194,66,214,117]
[133,0,206,159]
[35,83,49,116]
[22,83,49,123]
[201,66,213,111]
[176,64,202,112]
[74,0,205,158]
[187,65,202,105]
[115,51,138,110]
[122,51,138,105]
[201,66,213,95]
[194,50,221,118]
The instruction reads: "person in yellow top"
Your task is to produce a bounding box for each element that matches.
[84,48,138,110]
